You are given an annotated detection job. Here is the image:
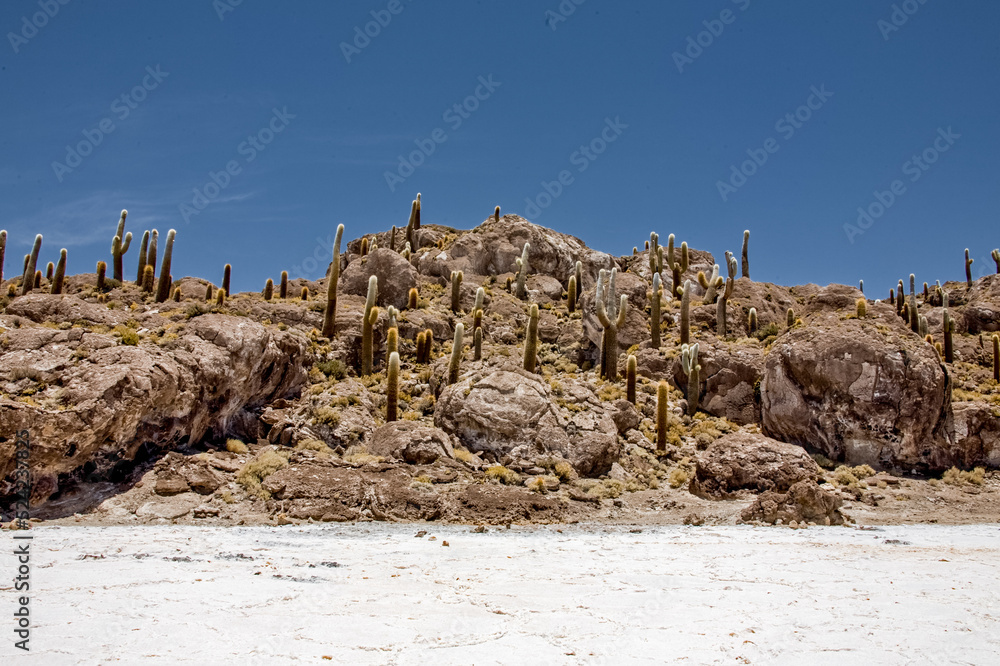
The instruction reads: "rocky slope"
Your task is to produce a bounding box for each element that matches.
[1,214,998,526]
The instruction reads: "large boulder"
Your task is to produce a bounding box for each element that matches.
[761,307,953,472]
[689,432,820,499]
[340,248,418,310]
[740,480,846,525]
[0,313,309,503]
[367,422,455,465]
[433,368,620,476]
[949,402,1000,468]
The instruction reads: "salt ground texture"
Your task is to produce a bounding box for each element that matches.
[9,524,1000,664]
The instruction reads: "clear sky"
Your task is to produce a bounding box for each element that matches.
[2,0,998,295]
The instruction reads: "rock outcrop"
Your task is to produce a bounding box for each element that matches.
[689,432,820,499]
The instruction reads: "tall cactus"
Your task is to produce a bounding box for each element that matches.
[680,279,691,345]
[450,270,463,312]
[386,324,399,357]
[154,229,176,303]
[135,230,149,284]
[222,263,231,298]
[965,248,973,288]
[205,283,213,302]
[575,261,583,301]
[992,249,1000,274]
[494,205,501,223]
[51,248,67,294]
[405,199,418,252]
[650,272,662,349]
[702,264,722,304]
[596,268,628,381]
[321,224,345,339]
[993,334,999,382]
[474,326,483,361]
[856,298,867,319]
[717,274,734,337]
[361,274,378,376]
[147,229,158,282]
[681,342,700,416]
[666,234,689,298]
[567,275,577,313]
[45,262,53,280]
[656,380,668,452]
[279,271,288,299]
[386,351,400,422]
[0,229,6,284]
[407,287,418,310]
[523,303,539,372]
[942,291,954,363]
[96,260,107,292]
[414,192,421,229]
[748,307,758,335]
[786,307,795,327]
[20,234,42,295]
[648,232,663,275]
[514,242,530,299]
[110,210,132,282]
[142,264,154,293]
[741,230,750,279]
[626,354,637,404]
[263,279,274,301]
[448,323,464,385]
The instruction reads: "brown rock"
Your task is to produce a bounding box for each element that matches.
[367,422,455,465]
[689,432,820,499]
[740,480,846,525]
[340,248,418,310]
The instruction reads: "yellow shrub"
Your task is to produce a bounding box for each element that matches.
[225,438,249,454]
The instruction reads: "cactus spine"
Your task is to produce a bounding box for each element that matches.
[321,224,345,339]
[21,234,42,295]
[993,334,999,382]
[748,307,758,335]
[650,272,662,349]
[110,210,132,282]
[448,323,464,385]
[514,242,530,300]
[596,268,628,381]
[279,271,288,299]
[681,342,700,416]
[51,249,67,294]
[96,261,107,291]
[656,380,668,452]
[386,351,400,422]
[136,230,149,284]
[154,229,176,303]
[263,278,273,301]
[361,275,378,376]
[450,270,463,312]
[222,263,231,297]
[741,229,750,279]
[680,279,691,345]
[523,303,539,372]
[626,354,637,404]
[965,248,973,288]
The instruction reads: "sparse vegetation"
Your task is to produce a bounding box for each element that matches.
[235,450,289,499]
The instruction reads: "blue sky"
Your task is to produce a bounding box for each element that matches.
[2,0,998,295]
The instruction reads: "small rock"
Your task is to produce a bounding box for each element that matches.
[414,530,427,538]
[471,525,486,533]
[442,541,450,547]
[193,506,220,519]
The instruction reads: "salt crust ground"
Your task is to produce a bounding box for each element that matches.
[9,524,1000,665]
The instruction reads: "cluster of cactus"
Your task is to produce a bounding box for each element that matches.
[110,210,132,282]
[415,329,434,363]
[322,224,345,338]
[666,234,689,297]
[361,275,379,376]
[596,268,628,381]
[681,343,700,416]
[648,232,663,275]
[700,264,723,305]
[523,304,539,372]
[473,287,485,360]
[514,242,530,299]
[21,234,42,295]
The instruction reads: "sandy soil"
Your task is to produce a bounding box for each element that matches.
[6,523,998,664]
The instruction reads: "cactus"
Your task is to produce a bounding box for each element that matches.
[279,271,288,299]
[681,342,700,416]
[514,242,530,299]
[45,262,54,280]
[401,242,411,260]
[717,275,734,337]
[650,272,662,349]
[389,225,396,252]
[96,260,107,291]
[154,229,176,303]
[22,254,28,273]
[626,354,637,404]
[385,351,400,422]
[856,298,867,318]
[473,286,485,318]
[889,288,895,306]
[922,282,929,302]
[405,199,418,251]
[494,205,500,223]
[360,237,369,257]
[523,303,539,372]
[575,261,583,300]
[666,234,689,298]
[909,302,919,334]
[896,280,905,315]
[942,291,954,363]
[222,263,231,297]
[702,264,722,304]
[859,279,864,294]
[474,326,483,361]
[450,270,463,313]
[385,305,398,330]
[301,286,309,301]
[0,229,6,283]
[748,307,758,335]
[147,229,158,281]
[416,331,426,363]
[596,268,629,381]
[919,314,928,338]
[680,279,691,344]
[263,278,273,301]
[567,275,577,313]
[205,283,213,302]
[110,210,132,282]
[33,271,41,289]
[648,232,662,275]
[172,286,182,302]
[965,248,973,288]
[741,230,750,279]
[407,287,418,310]
[786,307,795,327]
[321,224,345,339]
[135,230,149,284]
[21,234,42,295]
[51,249,67,294]
[361,275,378,376]
[216,288,226,307]
[993,334,999,382]
[448,323,464,385]
[656,380,668,452]
[992,249,1000,274]
[142,264,154,293]
[415,192,421,229]
[386,325,399,357]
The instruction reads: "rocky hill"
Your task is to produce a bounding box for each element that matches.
[1,209,998,527]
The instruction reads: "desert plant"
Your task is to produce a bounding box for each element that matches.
[222,263,231,297]
[748,307,758,335]
[786,307,795,327]
[448,322,464,384]
[919,315,928,338]
[154,229,176,303]
[51,248,67,294]
[992,249,1000,274]
[596,268,628,381]
[415,192,421,228]
[279,271,288,299]
[110,210,132,282]
[135,230,149,284]
[96,260,107,291]
[856,298,867,318]
[484,465,521,486]
[33,270,41,288]
[965,248,973,288]
[20,234,42,295]
[216,288,226,307]
[147,229,159,281]
[626,354,637,404]
[225,438,249,454]
[494,205,501,222]
[301,286,309,300]
[386,351,400,422]
[45,262,53,280]
[386,326,398,357]
[741,229,750,279]
[172,287,181,302]
[0,229,6,283]
[361,274,378,376]
[236,450,288,499]
[702,264,723,304]
[681,342,700,416]
[405,198,418,251]
[889,288,895,306]
[666,234,689,298]
[650,272,662,349]
[205,283,213,301]
[360,236,369,256]
[407,287,418,309]
[575,260,583,300]
[474,326,483,361]
[567,275,577,313]
[679,279,692,345]
[263,278,273,301]
[523,303,539,372]
[656,380,668,452]
[514,242,530,299]
[993,334,999,382]
[450,270,463,312]
[859,279,864,294]
[142,264,154,293]
[321,224,345,338]
[943,291,954,363]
